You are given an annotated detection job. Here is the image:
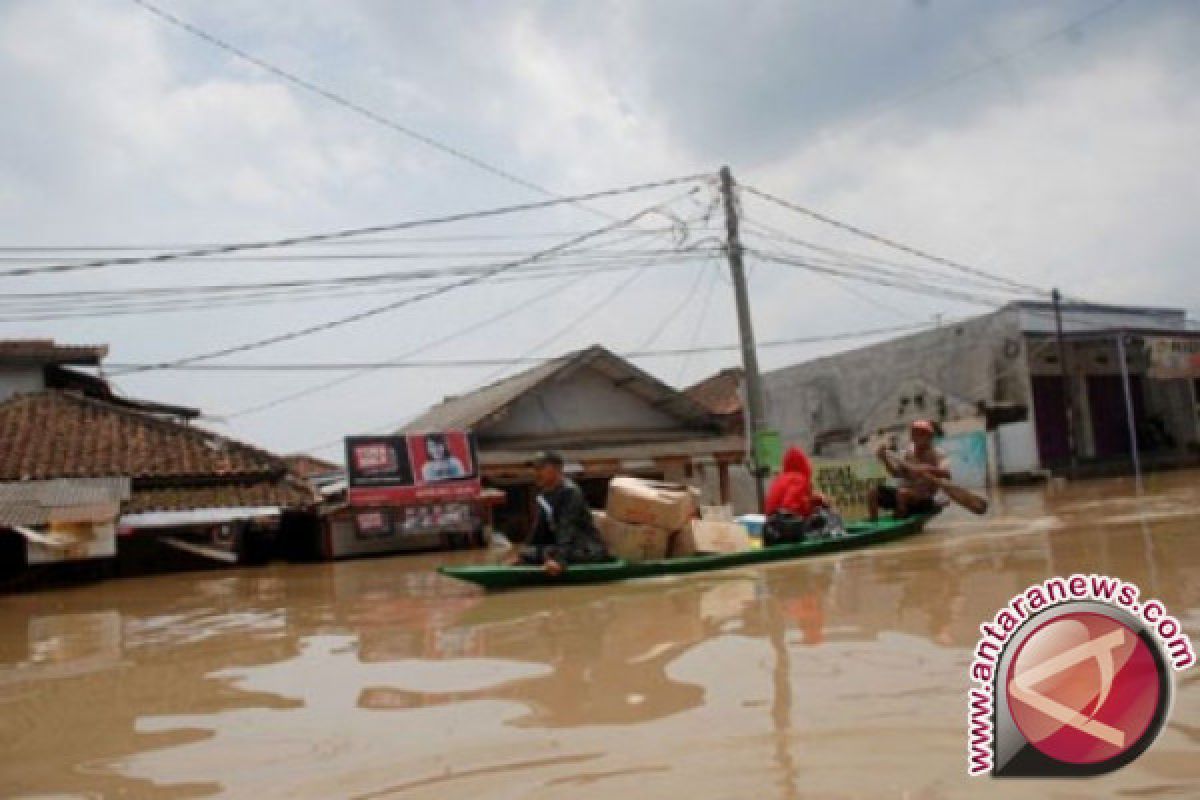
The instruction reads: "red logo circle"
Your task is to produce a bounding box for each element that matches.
[1006,611,1163,765]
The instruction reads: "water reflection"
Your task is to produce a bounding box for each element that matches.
[0,472,1197,797]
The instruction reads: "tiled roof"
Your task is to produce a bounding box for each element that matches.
[685,368,744,416]
[282,454,344,480]
[0,339,108,365]
[126,481,315,513]
[0,391,286,483]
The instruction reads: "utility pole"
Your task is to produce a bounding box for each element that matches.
[719,166,767,510]
[1051,288,1077,477]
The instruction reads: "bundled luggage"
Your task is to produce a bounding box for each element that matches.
[762,507,845,547]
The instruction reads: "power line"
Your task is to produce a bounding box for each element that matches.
[215,221,707,417]
[750,247,1018,308]
[837,0,1130,137]
[0,263,699,323]
[110,190,699,374]
[740,216,1027,296]
[741,183,1048,296]
[0,251,710,316]
[0,227,711,251]
[635,256,716,350]
[130,0,572,204]
[104,321,935,371]
[674,262,722,384]
[222,274,587,419]
[0,173,707,279]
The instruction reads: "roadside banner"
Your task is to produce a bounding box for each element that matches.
[812,458,886,521]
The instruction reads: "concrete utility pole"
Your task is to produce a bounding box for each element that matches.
[718,166,767,510]
[1051,288,1077,476]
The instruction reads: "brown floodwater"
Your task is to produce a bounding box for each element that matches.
[2,472,1199,798]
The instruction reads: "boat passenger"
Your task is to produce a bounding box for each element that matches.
[868,419,950,520]
[514,450,611,576]
[765,446,826,518]
[763,446,839,544]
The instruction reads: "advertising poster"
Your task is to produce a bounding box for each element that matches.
[1146,337,1200,379]
[346,432,481,507]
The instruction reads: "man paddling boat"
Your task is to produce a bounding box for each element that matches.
[868,419,950,521]
[512,451,611,576]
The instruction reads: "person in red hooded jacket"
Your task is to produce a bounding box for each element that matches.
[765,446,827,518]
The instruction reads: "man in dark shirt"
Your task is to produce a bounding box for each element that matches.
[516,451,610,575]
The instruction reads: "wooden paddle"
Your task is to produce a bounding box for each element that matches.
[881,449,989,515]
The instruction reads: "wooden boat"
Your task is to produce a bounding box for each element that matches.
[438,512,936,590]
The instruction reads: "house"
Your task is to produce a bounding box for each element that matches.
[757,300,1199,482]
[0,340,316,579]
[0,338,197,418]
[684,367,745,433]
[402,345,747,539]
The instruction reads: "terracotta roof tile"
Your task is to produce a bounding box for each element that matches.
[0,391,284,482]
[282,454,343,480]
[685,368,744,416]
[125,481,315,513]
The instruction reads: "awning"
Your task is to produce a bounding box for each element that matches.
[119,506,281,531]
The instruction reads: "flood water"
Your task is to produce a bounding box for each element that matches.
[2,472,1199,798]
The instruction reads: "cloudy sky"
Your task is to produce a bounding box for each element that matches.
[1,0,1197,459]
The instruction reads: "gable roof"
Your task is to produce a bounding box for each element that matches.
[685,367,744,417]
[0,391,287,483]
[402,345,718,434]
[0,339,108,366]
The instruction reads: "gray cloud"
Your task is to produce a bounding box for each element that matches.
[0,0,1196,458]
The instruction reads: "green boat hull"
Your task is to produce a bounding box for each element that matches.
[438,513,936,590]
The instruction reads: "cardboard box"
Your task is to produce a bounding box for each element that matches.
[699,504,734,522]
[593,510,670,562]
[668,525,697,558]
[684,519,752,554]
[606,476,698,532]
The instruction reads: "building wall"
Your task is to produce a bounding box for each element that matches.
[482,366,691,446]
[0,366,45,404]
[762,309,1029,454]
[1026,335,1199,461]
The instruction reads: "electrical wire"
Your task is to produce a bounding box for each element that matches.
[750,247,1027,308]
[218,221,711,417]
[0,227,717,251]
[222,273,587,419]
[674,262,722,384]
[741,183,1048,296]
[104,321,936,371]
[0,173,708,279]
[109,188,701,374]
[826,0,1130,141]
[130,0,576,204]
[635,256,716,350]
[740,216,1028,296]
